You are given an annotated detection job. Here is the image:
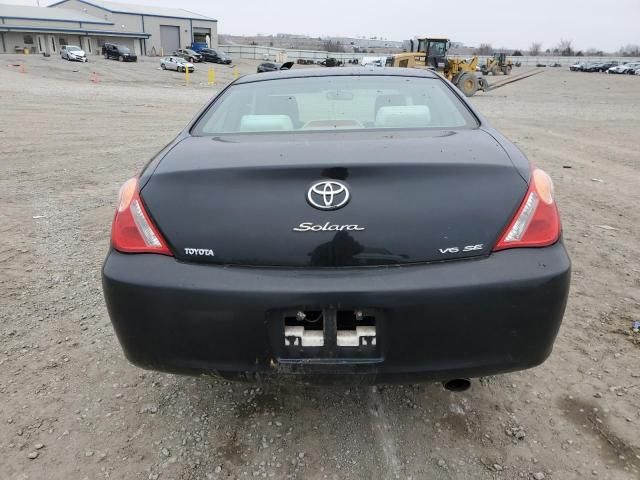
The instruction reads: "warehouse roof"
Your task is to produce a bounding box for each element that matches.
[48,0,216,21]
[0,3,112,24]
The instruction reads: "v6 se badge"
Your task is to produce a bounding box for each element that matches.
[439,244,484,254]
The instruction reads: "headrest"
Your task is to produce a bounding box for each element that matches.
[375,105,432,128]
[239,115,293,132]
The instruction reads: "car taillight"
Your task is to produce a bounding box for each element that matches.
[493,168,561,251]
[111,177,172,255]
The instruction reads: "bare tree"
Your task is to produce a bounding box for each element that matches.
[556,39,574,56]
[619,44,640,56]
[474,43,493,55]
[585,48,604,57]
[323,40,345,53]
[528,42,542,56]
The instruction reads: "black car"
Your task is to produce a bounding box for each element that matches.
[597,62,619,72]
[320,57,343,67]
[102,43,137,62]
[257,61,294,73]
[199,48,232,64]
[174,48,202,63]
[102,68,570,386]
[582,63,602,72]
[583,62,617,72]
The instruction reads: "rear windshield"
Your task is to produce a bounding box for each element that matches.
[192,75,477,135]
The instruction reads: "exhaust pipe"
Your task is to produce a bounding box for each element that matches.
[442,378,471,392]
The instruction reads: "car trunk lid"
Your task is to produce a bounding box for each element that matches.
[141,129,528,267]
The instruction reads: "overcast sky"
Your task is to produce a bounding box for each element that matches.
[14,0,638,51]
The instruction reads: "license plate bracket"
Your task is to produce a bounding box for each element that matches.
[268,307,385,361]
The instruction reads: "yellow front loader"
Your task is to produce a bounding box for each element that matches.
[387,37,488,97]
[481,53,513,76]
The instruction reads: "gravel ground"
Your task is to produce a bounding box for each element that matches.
[0,55,639,480]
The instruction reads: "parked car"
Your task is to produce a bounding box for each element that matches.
[199,48,232,64]
[102,43,137,62]
[160,56,194,73]
[582,63,604,72]
[321,57,343,67]
[578,62,600,71]
[256,61,294,73]
[102,68,571,386]
[60,45,87,62]
[174,48,202,63]
[627,64,640,74]
[569,62,585,71]
[583,62,619,73]
[607,62,640,74]
[597,62,619,72]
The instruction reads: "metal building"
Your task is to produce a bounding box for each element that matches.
[0,0,217,57]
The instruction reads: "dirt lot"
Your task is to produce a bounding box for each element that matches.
[1,54,639,480]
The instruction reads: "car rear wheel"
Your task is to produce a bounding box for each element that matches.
[103,52,108,59]
[119,55,124,62]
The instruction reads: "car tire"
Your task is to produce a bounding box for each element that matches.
[119,55,124,62]
[161,63,166,70]
[189,57,195,63]
[104,52,108,59]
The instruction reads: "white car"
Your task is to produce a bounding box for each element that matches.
[61,45,87,62]
[160,56,194,73]
[607,62,640,74]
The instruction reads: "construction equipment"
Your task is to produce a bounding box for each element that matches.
[481,53,513,76]
[387,37,488,97]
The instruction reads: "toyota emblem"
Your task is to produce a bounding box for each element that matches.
[307,181,350,210]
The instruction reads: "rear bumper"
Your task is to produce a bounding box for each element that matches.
[102,243,570,383]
